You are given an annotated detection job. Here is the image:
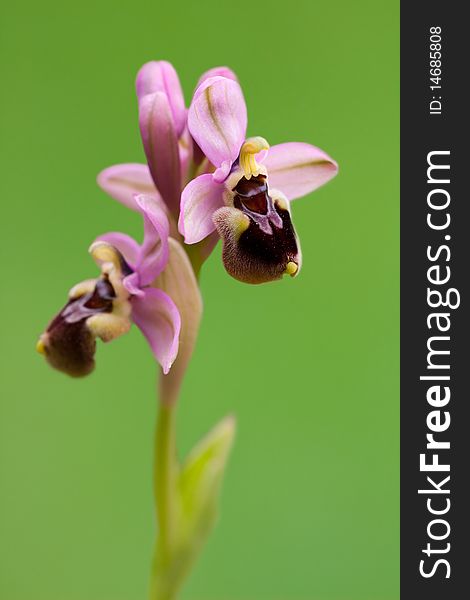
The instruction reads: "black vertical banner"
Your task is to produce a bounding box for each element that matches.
[401,4,468,599]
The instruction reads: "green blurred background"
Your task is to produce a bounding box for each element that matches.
[0,1,398,598]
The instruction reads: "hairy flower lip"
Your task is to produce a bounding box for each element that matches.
[212,186,301,286]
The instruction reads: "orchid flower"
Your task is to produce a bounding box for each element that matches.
[179,76,338,284]
[97,61,238,221]
[36,194,180,376]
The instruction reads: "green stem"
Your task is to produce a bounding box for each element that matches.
[149,385,179,600]
[155,402,177,552]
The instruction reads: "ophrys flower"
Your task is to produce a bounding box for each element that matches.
[37,195,180,376]
[179,75,338,283]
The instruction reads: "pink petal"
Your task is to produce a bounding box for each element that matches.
[139,92,182,216]
[131,288,181,374]
[134,194,170,285]
[263,142,338,201]
[97,164,156,211]
[188,76,247,170]
[136,61,187,137]
[178,174,224,244]
[196,66,238,89]
[95,232,141,268]
[123,272,144,297]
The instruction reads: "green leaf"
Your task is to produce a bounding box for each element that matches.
[179,414,236,543]
[150,415,236,600]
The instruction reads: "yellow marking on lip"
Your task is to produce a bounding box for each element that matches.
[233,212,250,239]
[36,337,46,355]
[285,262,298,276]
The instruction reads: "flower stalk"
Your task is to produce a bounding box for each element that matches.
[150,395,179,600]
[149,377,236,600]
[155,399,178,556]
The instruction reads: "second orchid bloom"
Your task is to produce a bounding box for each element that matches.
[37,195,180,376]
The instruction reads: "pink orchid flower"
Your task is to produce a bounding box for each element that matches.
[179,76,339,284]
[37,195,180,377]
[97,61,238,219]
